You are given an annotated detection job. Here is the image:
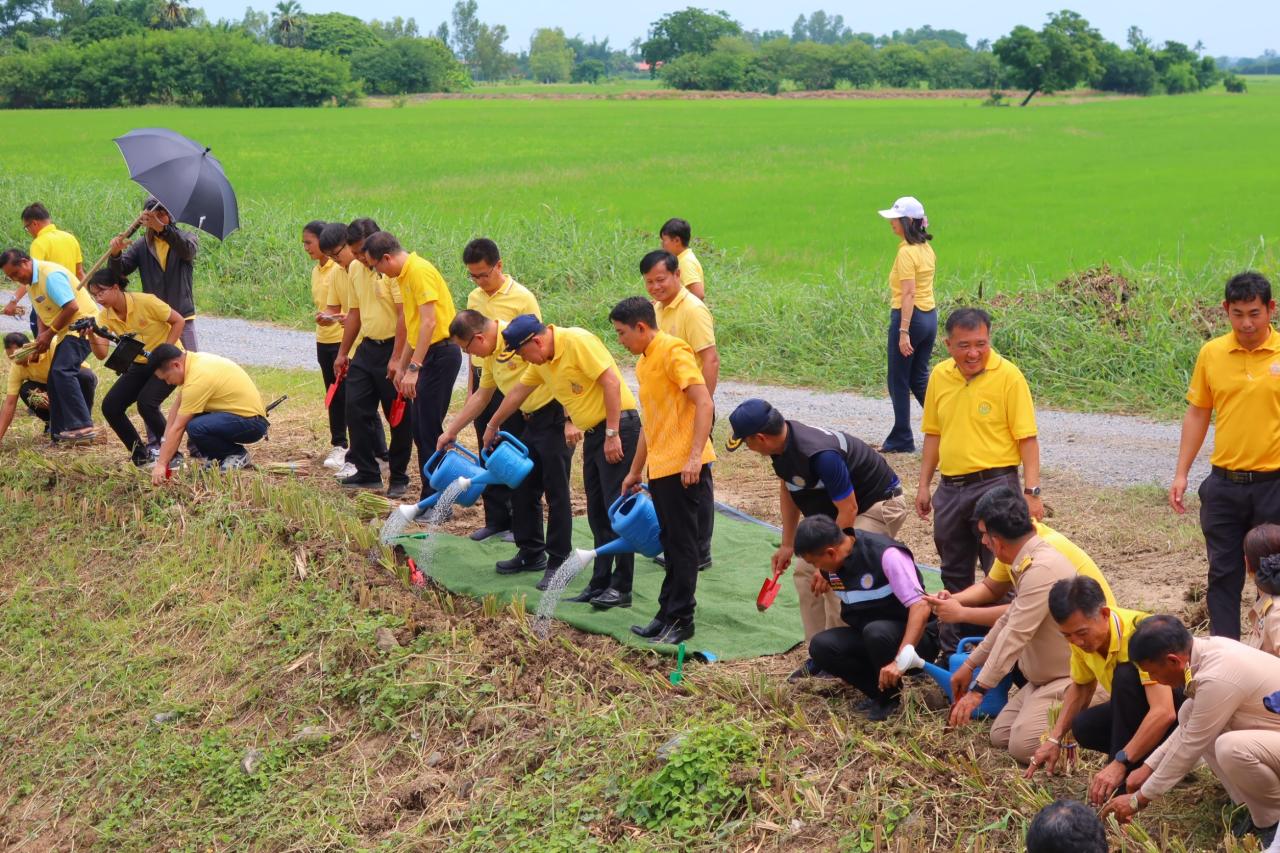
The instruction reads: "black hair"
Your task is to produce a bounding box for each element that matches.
[302,220,328,239]
[363,232,402,262]
[759,408,785,436]
[346,217,380,244]
[973,485,1034,540]
[318,222,349,254]
[3,331,29,348]
[660,217,692,246]
[142,196,168,214]
[463,238,500,266]
[147,342,184,373]
[0,248,31,267]
[1224,271,1272,306]
[1048,576,1108,623]
[640,250,679,276]
[21,202,49,223]
[1129,614,1193,664]
[794,515,845,557]
[899,216,933,245]
[609,296,657,328]
[87,268,129,290]
[449,309,489,340]
[1025,799,1107,853]
[945,307,992,335]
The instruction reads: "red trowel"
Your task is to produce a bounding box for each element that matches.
[756,567,784,612]
[389,394,406,427]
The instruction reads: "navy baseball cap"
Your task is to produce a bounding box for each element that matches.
[500,314,546,357]
[726,398,778,451]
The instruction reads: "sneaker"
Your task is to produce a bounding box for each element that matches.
[787,659,837,683]
[221,452,251,471]
[322,446,347,469]
[386,482,408,499]
[333,462,358,479]
[340,474,383,490]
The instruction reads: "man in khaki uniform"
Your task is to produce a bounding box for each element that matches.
[1102,615,1280,850]
[941,486,1113,764]
[725,398,907,681]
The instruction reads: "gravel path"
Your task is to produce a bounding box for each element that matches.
[1,302,1213,489]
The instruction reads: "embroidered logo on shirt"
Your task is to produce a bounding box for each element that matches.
[792,476,806,487]
[1271,362,1280,376]
[978,401,992,416]
[859,573,875,590]
[570,382,583,394]
[34,295,45,303]
[824,572,845,591]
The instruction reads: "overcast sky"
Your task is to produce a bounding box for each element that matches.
[205,0,1276,57]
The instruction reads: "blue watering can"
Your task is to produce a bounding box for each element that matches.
[897,636,1013,719]
[393,433,533,521]
[571,487,664,565]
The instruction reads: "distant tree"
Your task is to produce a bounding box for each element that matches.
[472,22,511,80]
[571,57,605,83]
[892,24,970,50]
[235,6,269,41]
[529,26,573,82]
[151,0,194,30]
[270,0,304,47]
[370,16,418,39]
[1092,40,1156,93]
[878,42,928,87]
[994,10,1102,105]
[67,12,138,42]
[791,10,851,45]
[351,36,468,94]
[432,20,447,44]
[975,38,991,52]
[302,12,378,56]
[449,0,479,63]
[641,7,741,69]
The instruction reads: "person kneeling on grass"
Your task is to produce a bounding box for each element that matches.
[612,296,715,646]
[0,332,96,444]
[793,514,938,722]
[148,344,268,483]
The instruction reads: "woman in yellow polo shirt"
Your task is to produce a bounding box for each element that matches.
[304,220,349,470]
[86,269,184,466]
[878,195,937,454]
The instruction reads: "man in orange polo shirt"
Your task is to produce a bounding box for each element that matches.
[1171,272,1280,638]
[613,296,714,645]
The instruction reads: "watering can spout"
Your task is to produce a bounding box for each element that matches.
[573,547,597,565]
[895,644,955,700]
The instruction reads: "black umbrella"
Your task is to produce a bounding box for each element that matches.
[113,127,239,240]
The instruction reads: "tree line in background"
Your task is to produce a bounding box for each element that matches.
[0,1,1263,107]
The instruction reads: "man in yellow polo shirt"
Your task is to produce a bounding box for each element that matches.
[5,203,86,333]
[916,307,1042,653]
[462,238,542,542]
[483,315,641,609]
[659,218,705,301]
[1170,272,1280,639]
[149,345,267,481]
[366,231,461,501]
[1027,576,1184,807]
[0,332,96,444]
[613,296,714,645]
[440,311,573,585]
[0,249,98,443]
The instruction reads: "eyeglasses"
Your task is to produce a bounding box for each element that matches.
[461,333,480,354]
[467,267,497,280]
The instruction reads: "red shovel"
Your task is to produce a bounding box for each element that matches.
[389,394,406,427]
[756,567,784,612]
[324,374,344,408]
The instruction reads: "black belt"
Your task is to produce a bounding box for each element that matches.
[363,336,394,346]
[584,409,639,434]
[427,339,453,351]
[1212,466,1280,485]
[940,465,1018,487]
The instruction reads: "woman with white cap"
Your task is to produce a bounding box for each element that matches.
[878,195,936,454]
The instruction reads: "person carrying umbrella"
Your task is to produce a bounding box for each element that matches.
[108,197,199,352]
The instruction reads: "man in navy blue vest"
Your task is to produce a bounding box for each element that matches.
[794,514,938,721]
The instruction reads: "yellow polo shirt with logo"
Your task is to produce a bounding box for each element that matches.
[989,521,1117,607]
[1187,328,1280,471]
[677,248,704,292]
[1069,606,1155,691]
[29,223,83,272]
[921,349,1038,476]
[636,331,715,479]
[519,325,637,431]
[398,253,456,347]
[654,287,715,353]
[466,276,541,366]
[348,260,402,342]
[178,351,266,418]
[28,259,96,339]
[889,240,936,311]
[479,319,553,413]
[5,336,59,395]
[311,259,342,345]
[98,292,177,364]
[325,261,362,356]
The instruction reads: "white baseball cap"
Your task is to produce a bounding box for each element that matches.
[878,196,926,220]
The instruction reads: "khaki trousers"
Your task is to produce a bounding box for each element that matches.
[990,678,1110,765]
[1207,730,1280,827]
[794,495,910,643]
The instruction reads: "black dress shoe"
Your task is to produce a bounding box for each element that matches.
[630,618,665,638]
[341,474,383,489]
[495,551,548,575]
[650,619,694,645]
[470,525,509,542]
[386,482,408,499]
[697,557,712,572]
[589,589,632,609]
[653,554,667,567]
[567,587,605,603]
[864,696,901,723]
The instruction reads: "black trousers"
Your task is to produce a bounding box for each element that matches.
[102,361,175,461]
[581,410,640,594]
[507,402,574,563]
[21,370,95,426]
[471,365,512,531]
[698,467,715,563]
[1199,473,1280,639]
[1072,662,1185,768]
[649,467,712,624]
[48,334,94,434]
[346,339,412,486]
[316,341,347,448]
[810,617,939,702]
[411,341,462,496]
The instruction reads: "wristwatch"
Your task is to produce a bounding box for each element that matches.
[1024,486,1042,497]
[970,684,988,696]
[406,363,421,373]
[604,427,618,437]
[1114,749,1129,765]
[1129,793,1141,812]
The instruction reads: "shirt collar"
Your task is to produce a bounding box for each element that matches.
[1009,534,1043,575]
[641,331,667,359]
[29,258,39,281]
[1105,610,1123,660]
[663,287,688,311]
[37,223,55,237]
[1228,327,1280,353]
[548,325,565,364]
[948,348,1004,379]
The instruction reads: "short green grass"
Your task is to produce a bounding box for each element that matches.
[0,82,1276,415]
